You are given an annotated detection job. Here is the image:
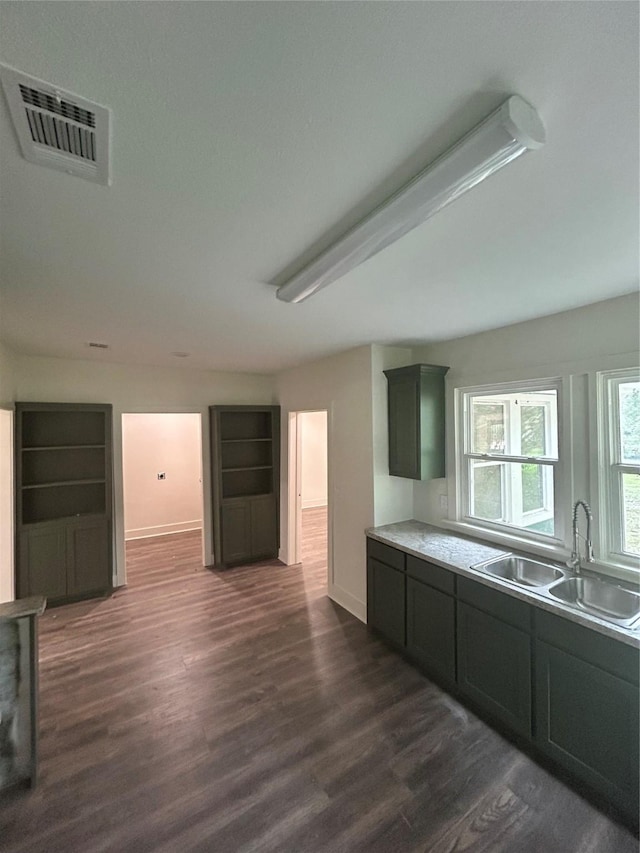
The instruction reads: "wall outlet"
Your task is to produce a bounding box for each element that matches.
[157,472,166,480]
[439,494,448,511]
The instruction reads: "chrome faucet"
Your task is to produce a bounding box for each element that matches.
[567,500,594,574]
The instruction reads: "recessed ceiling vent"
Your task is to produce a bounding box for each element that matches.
[0,64,111,185]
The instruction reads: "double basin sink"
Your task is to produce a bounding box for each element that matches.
[471,554,640,629]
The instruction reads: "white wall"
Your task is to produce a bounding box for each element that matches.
[299,411,327,509]
[410,292,640,527]
[277,346,374,621]
[371,344,414,526]
[12,353,276,585]
[0,341,17,407]
[122,413,203,540]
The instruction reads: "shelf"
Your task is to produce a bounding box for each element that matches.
[222,493,273,503]
[21,512,106,528]
[220,438,272,444]
[221,465,272,473]
[219,410,272,441]
[22,479,106,490]
[22,444,105,451]
[22,480,106,524]
[21,410,107,447]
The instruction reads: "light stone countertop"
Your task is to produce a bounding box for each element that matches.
[0,596,47,620]
[366,520,640,649]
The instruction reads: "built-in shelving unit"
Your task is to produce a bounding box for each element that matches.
[210,405,280,566]
[15,403,113,604]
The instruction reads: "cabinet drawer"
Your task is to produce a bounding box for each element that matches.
[366,538,405,571]
[458,577,531,631]
[535,610,639,685]
[406,555,454,594]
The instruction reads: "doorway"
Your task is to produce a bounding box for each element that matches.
[121,413,205,585]
[289,410,329,589]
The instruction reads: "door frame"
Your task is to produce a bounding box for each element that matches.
[121,412,206,583]
[0,407,14,602]
[286,409,330,579]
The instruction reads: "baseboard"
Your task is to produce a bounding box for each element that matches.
[302,499,328,509]
[328,584,366,623]
[125,521,202,541]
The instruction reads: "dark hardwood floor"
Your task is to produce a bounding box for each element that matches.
[0,515,636,852]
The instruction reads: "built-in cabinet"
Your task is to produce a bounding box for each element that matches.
[366,536,639,828]
[15,403,113,604]
[457,578,532,738]
[383,363,449,480]
[210,406,280,567]
[366,540,406,643]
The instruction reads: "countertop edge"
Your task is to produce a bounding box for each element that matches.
[0,596,47,620]
[366,522,640,649]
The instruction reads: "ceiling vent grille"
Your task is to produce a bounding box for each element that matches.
[1,65,111,185]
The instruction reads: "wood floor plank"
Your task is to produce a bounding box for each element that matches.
[0,509,636,852]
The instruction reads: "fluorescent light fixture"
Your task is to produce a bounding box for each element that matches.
[276,95,545,304]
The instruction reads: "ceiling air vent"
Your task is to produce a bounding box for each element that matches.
[0,64,111,185]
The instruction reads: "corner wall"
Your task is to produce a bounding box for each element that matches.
[0,342,17,407]
[371,345,414,526]
[276,346,374,621]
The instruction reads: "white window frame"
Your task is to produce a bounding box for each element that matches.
[597,367,640,569]
[456,377,564,550]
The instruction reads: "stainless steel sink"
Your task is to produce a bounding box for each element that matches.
[473,555,566,588]
[547,577,640,627]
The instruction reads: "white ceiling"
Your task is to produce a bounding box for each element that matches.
[0,2,638,374]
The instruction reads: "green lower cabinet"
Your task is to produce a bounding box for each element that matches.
[457,601,532,738]
[406,576,455,685]
[367,557,405,648]
[535,639,639,824]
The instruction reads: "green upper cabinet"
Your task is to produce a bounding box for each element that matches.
[383,363,449,480]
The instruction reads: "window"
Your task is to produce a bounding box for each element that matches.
[459,381,560,542]
[600,369,640,564]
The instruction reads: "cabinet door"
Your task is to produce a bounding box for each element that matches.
[457,601,531,737]
[19,525,67,600]
[367,558,405,648]
[387,376,419,479]
[535,640,639,820]
[406,577,455,685]
[250,494,277,558]
[221,500,251,565]
[67,517,111,596]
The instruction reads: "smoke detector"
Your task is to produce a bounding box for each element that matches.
[0,64,111,185]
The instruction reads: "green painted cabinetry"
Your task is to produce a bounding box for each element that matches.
[535,611,639,826]
[405,555,456,686]
[383,363,449,480]
[210,406,280,567]
[365,535,639,829]
[456,577,532,737]
[15,403,113,604]
[366,540,406,648]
